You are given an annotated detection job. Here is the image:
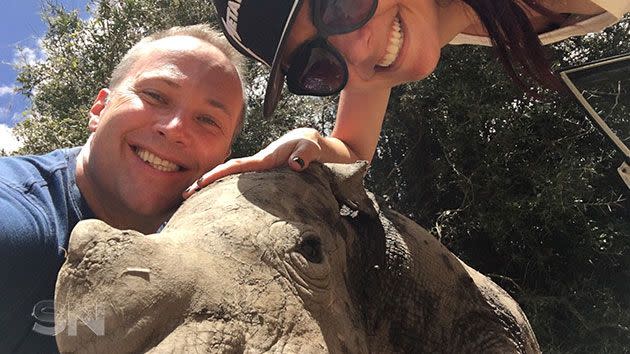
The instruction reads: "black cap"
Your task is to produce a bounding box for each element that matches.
[213,0,305,117]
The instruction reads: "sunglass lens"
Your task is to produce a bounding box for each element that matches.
[318,0,376,33]
[287,46,347,96]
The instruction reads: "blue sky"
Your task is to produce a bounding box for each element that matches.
[0,0,89,152]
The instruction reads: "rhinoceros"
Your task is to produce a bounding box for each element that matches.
[55,162,540,353]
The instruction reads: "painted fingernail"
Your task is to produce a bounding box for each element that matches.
[292,156,305,169]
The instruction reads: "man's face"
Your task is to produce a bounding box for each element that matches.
[83,35,243,223]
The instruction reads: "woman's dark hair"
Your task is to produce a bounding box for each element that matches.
[462,0,566,93]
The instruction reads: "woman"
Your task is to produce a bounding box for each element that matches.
[184,0,627,196]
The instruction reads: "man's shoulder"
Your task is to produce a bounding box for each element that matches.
[0,147,81,190]
[0,147,84,238]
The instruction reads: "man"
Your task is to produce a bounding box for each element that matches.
[0,24,245,353]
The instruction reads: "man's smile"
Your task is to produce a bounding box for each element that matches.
[133,146,183,172]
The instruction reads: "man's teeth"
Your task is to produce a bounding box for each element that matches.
[377,16,403,67]
[135,147,180,172]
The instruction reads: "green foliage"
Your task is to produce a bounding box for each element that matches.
[12,2,629,352]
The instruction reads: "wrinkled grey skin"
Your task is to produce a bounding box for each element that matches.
[55,162,540,353]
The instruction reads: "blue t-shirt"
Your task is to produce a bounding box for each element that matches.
[0,147,94,353]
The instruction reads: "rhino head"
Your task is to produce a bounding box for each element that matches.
[55,162,539,353]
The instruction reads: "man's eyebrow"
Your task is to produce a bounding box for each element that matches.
[146,77,182,88]
[137,71,183,88]
[207,98,232,117]
[161,78,181,88]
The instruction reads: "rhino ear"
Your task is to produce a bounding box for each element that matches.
[324,161,378,218]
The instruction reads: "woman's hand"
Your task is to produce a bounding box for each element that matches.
[183,128,323,199]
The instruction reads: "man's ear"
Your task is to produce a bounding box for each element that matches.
[88,89,110,132]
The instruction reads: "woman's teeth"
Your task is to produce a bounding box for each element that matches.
[377,15,403,68]
[135,147,180,172]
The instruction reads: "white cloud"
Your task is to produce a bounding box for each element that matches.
[13,40,47,67]
[0,124,22,153]
[0,86,15,96]
[14,47,38,66]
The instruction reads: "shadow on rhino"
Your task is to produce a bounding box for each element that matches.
[55,162,540,353]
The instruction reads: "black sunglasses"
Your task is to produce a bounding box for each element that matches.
[284,0,378,96]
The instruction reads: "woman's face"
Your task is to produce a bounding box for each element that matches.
[285,0,470,94]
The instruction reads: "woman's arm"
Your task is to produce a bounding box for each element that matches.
[329,87,391,163]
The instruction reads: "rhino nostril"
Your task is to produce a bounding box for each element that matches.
[297,236,323,264]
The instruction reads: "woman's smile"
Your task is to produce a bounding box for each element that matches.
[376,14,404,68]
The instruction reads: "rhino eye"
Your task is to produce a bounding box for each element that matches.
[297,236,323,264]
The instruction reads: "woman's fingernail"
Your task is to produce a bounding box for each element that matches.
[292,156,305,169]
